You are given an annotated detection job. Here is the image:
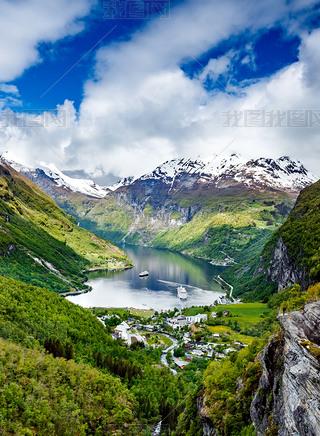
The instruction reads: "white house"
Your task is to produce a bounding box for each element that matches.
[191,349,203,356]
[114,321,130,342]
[172,356,190,369]
[114,322,148,346]
[186,314,207,324]
[166,315,188,329]
[166,314,207,329]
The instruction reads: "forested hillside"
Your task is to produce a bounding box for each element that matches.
[0,338,140,435]
[0,162,131,294]
[223,179,320,301]
[0,275,185,434]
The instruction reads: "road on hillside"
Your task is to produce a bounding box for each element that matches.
[160,333,178,375]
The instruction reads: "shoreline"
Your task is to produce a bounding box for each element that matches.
[61,264,133,297]
[60,288,91,297]
[82,264,133,273]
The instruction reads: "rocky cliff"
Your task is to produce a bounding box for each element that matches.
[251,301,320,436]
[229,179,320,301]
[266,236,308,292]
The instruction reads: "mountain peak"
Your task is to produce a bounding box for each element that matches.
[2,154,317,197]
[111,154,317,194]
[0,156,109,199]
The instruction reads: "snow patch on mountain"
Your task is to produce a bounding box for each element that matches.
[112,154,317,192]
[108,176,136,191]
[41,163,109,198]
[0,154,108,199]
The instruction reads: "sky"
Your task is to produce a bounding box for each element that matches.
[0,0,320,183]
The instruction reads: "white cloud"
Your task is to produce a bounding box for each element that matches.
[0,83,19,95]
[1,0,320,179]
[0,0,95,82]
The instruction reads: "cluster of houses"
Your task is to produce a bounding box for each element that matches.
[180,331,247,360]
[165,313,208,329]
[113,321,148,346]
[106,311,248,370]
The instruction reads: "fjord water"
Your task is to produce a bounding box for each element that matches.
[67,244,227,311]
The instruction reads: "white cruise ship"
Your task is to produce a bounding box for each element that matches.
[177,286,188,300]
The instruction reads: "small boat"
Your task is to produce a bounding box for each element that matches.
[177,285,188,300]
[139,271,149,277]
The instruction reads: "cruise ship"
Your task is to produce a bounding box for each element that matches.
[177,286,188,300]
[139,271,149,277]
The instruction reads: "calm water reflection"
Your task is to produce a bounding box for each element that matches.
[67,245,227,311]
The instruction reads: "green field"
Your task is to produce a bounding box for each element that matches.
[208,325,255,344]
[215,303,270,329]
[209,325,233,334]
[217,302,269,316]
[183,306,207,316]
[139,332,173,348]
[130,308,155,318]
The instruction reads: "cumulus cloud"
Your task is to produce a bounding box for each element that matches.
[69,0,320,177]
[0,83,19,95]
[0,0,95,82]
[1,0,320,179]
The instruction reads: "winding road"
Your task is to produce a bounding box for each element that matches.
[160,333,178,375]
[217,275,234,299]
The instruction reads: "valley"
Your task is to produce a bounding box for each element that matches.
[6,154,315,267]
[0,156,320,435]
[0,161,132,294]
[2,3,320,435]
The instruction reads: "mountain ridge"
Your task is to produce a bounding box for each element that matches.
[3,153,317,267]
[3,153,317,197]
[0,160,131,294]
[111,154,317,194]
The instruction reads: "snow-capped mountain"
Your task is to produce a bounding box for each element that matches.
[0,154,109,199]
[109,176,135,192]
[39,164,109,198]
[3,152,317,259]
[2,151,316,199]
[112,154,317,193]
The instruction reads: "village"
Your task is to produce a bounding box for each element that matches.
[97,305,249,371]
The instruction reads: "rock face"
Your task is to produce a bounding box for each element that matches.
[266,237,308,291]
[197,395,216,436]
[251,301,320,435]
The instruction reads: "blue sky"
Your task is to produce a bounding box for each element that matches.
[1,0,320,180]
[10,8,301,111]
[10,3,165,112]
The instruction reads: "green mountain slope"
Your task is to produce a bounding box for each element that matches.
[0,163,131,293]
[0,337,139,435]
[274,179,320,281]
[55,187,295,265]
[14,155,315,265]
[0,275,184,434]
[151,193,289,264]
[225,179,320,301]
